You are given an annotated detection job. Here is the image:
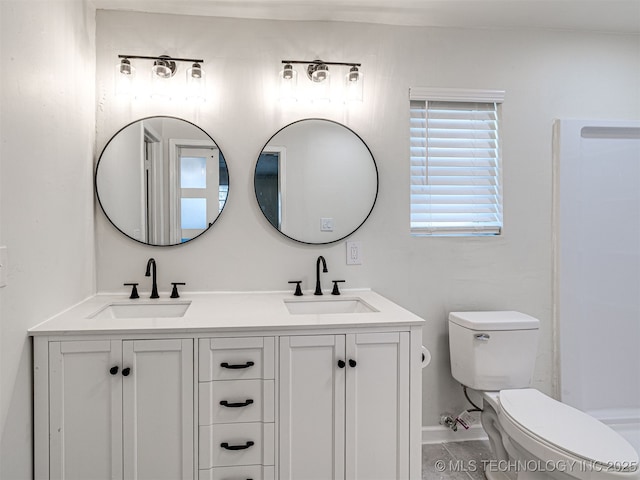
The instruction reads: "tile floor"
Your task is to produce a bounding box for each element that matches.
[422,440,493,480]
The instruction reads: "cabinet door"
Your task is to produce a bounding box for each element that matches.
[49,340,123,480]
[122,339,194,480]
[279,335,346,480]
[345,332,410,480]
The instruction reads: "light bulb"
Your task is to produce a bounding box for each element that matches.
[186,63,205,102]
[115,59,136,96]
[279,64,298,102]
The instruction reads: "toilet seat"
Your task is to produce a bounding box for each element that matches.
[499,389,638,468]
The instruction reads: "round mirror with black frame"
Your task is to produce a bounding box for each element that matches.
[254,118,378,244]
[95,116,229,246]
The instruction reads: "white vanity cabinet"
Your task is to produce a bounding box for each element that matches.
[198,337,276,480]
[31,291,424,480]
[40,337,194,480]
[279,332,411,480]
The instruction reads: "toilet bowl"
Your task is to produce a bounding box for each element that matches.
[448,311,639,480]
[482,390,639,480]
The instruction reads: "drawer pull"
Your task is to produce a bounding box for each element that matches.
[220,361,255,370]
[220,399,254,408]
[220,441,255,451]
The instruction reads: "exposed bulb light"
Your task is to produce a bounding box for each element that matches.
[308,62,329,83]
[278,59,363,104]
[186,62,205,102]
[189,62,202,79]
[279,63,298,103]
[119,58,133,75]
[152,57,176,78]
[347,65,360,83]
[345,66,363,103]
[115,58,136,96]
[116,54,205,102]
[282,63,295,80]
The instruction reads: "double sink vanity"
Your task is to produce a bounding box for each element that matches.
[33,115,425,479]
[30,289,423,480]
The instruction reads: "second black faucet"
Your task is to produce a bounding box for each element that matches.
[145,258,159,299]
[314,255,328,295]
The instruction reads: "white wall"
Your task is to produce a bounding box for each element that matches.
[95,11,640,439]
[0,1,96,478]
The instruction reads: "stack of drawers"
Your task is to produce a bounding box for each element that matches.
[198,337,275,480]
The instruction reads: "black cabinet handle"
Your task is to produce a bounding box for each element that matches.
[220,361,255,370]
[220,441,254,450]
[349,359,357,368]
[109,366,119,375]
[220,399,254,408]
[337,360,346,368]
[122,367,131,376]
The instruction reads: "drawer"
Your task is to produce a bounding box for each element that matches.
[199,465,275,480]
[199,422,274,469]
[200,379,274,425]
[199,337,275,381]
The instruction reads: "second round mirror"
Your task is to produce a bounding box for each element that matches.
[255,119,378,244]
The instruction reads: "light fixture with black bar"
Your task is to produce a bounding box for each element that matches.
[279,59,363,103]
[116,54,206,102]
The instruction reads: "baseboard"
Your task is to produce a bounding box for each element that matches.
[422,424,487,444]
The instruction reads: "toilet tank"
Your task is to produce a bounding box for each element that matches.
[448,311,540,391]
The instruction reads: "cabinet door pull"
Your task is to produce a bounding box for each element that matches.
[219,399,254,408]
[122,367,131,376]
[337,359,346,368]
[349,359,357,368]
[220,441,254,450]
[220,361,255,370]
[109,366,119,375]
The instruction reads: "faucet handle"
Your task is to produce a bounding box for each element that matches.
[288,281,303,296]
[331,280,345,295]
[124,283,139,299]
[170,282,186,298]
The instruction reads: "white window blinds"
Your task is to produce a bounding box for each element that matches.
[410,88,504,236]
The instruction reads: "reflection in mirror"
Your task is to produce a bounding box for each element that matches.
[255,119,378,244]
[96,116,229,246]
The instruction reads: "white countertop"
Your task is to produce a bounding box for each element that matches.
[28,289,424,336]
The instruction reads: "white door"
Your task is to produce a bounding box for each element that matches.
[345,332,410,480]
[122,339,194,480]
[170,144,220,243]
[49,340,123,480]
[279,335,346,480]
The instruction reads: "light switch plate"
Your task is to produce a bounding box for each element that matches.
[321,218,334,232]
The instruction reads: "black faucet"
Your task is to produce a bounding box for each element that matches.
[145,258,159,299]
[314,256,328,295]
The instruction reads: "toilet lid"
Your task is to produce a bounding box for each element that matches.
[500,389,639,464]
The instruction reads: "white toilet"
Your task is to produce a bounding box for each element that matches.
[448,311,639,480]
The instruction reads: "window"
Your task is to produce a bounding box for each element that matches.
[410,87,505,236]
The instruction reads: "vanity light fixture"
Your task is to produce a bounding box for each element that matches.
[279,59,363,103]
[116,54,205,101]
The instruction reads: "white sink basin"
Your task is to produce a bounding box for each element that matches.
[284,297,377,315]
[89,301,191,319]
